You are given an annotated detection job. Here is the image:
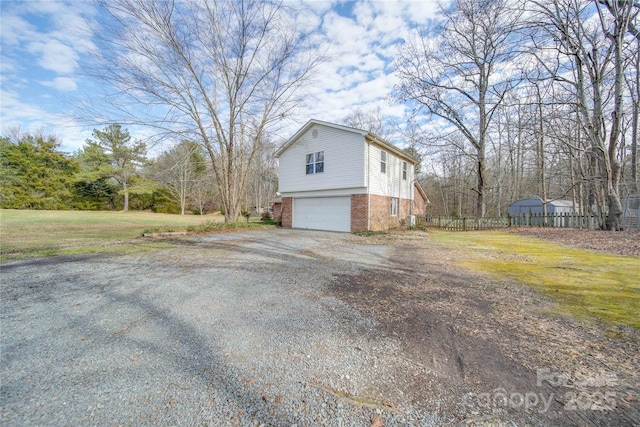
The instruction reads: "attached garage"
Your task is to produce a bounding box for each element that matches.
[292,197,351,232]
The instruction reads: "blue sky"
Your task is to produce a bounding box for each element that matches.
[0,1,440,153]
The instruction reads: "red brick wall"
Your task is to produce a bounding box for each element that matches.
[412,189,427,216]
[367,195,419,230]
[272,203,282,222]
[401,198,411,219]
[350,194,368,232]
[368,194,396,231]
[281,194,421,231]
[281,197,292,228]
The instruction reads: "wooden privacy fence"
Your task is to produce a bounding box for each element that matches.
[422,213,599,231]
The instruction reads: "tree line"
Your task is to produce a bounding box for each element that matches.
[0,124,277,215]
[2,0,637,230]
[394,0,639,230]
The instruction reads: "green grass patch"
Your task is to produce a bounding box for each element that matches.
[0,209,225,257]
[430,230,640,329]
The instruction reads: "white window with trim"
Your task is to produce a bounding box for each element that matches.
[402,161,407,180]
[391,197,398,216]
[306,151,324,174]
[381,150,387,173]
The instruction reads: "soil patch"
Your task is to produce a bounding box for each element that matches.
[330,235,640,426]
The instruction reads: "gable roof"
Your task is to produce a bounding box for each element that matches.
[275,119,419,164]
[414,181,430,204]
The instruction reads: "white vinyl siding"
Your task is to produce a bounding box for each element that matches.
[278,125,366,193]
[367,142,414,200]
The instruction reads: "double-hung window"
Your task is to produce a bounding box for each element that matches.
[391,198,398,216]
[306,151,324,174]
[402,161,407,180]
[381,150,387,173]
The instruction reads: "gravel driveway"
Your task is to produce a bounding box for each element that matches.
[1,229,638,426]
[1,230,432,426]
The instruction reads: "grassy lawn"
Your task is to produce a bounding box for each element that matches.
[0,209,225,257]
[429,230,640,329]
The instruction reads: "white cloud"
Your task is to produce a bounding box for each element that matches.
[0,90,50,124]
[0,14,35,46]
[2,0,444,152]
[0,89,91,152]
[28,39,78,74]
[2,1,96,75]
[51,120,93,153]
[288,0,440,141]
[0,0,99,152]
[22,0,97,44]
[41,77,78,91]
[0,56,17,75]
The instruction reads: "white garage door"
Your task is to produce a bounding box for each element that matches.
[293,197,351,232]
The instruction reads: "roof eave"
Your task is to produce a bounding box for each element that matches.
[365,133,418,164]
[414,180,430,204]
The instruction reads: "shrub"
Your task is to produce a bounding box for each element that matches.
[260,211,272,221]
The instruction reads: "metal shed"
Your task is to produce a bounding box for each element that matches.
[508,198,578,215]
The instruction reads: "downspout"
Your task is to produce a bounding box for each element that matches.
[410,168,415,217]
[411,163,415,214]
[399,156,402,220]
[367,139,371,231]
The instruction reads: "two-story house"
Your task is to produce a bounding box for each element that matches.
[275,119,427,232]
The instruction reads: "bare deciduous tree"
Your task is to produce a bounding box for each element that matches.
[343,106,394,141]
[628,35,640,193]
[597,0,638,228]
[148,141,206,215]
[244,139,278,215]
[91,0,320,222]
[394,0,523,217]
[530,0,638,229]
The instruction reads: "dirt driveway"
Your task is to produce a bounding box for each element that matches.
[1,229,638,426]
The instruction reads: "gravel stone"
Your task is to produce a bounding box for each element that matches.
[3,229,636,426]
[1,230,440,426]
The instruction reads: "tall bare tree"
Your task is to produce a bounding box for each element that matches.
[244,139,278,215]
[625,5,640,193]
[148,141,207,215]
[394,0,523,217]
[91,0,320,221]
[343,106,394,141]
[529,0,638,229]
[628,35,640,193]
[596,0,638,228]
